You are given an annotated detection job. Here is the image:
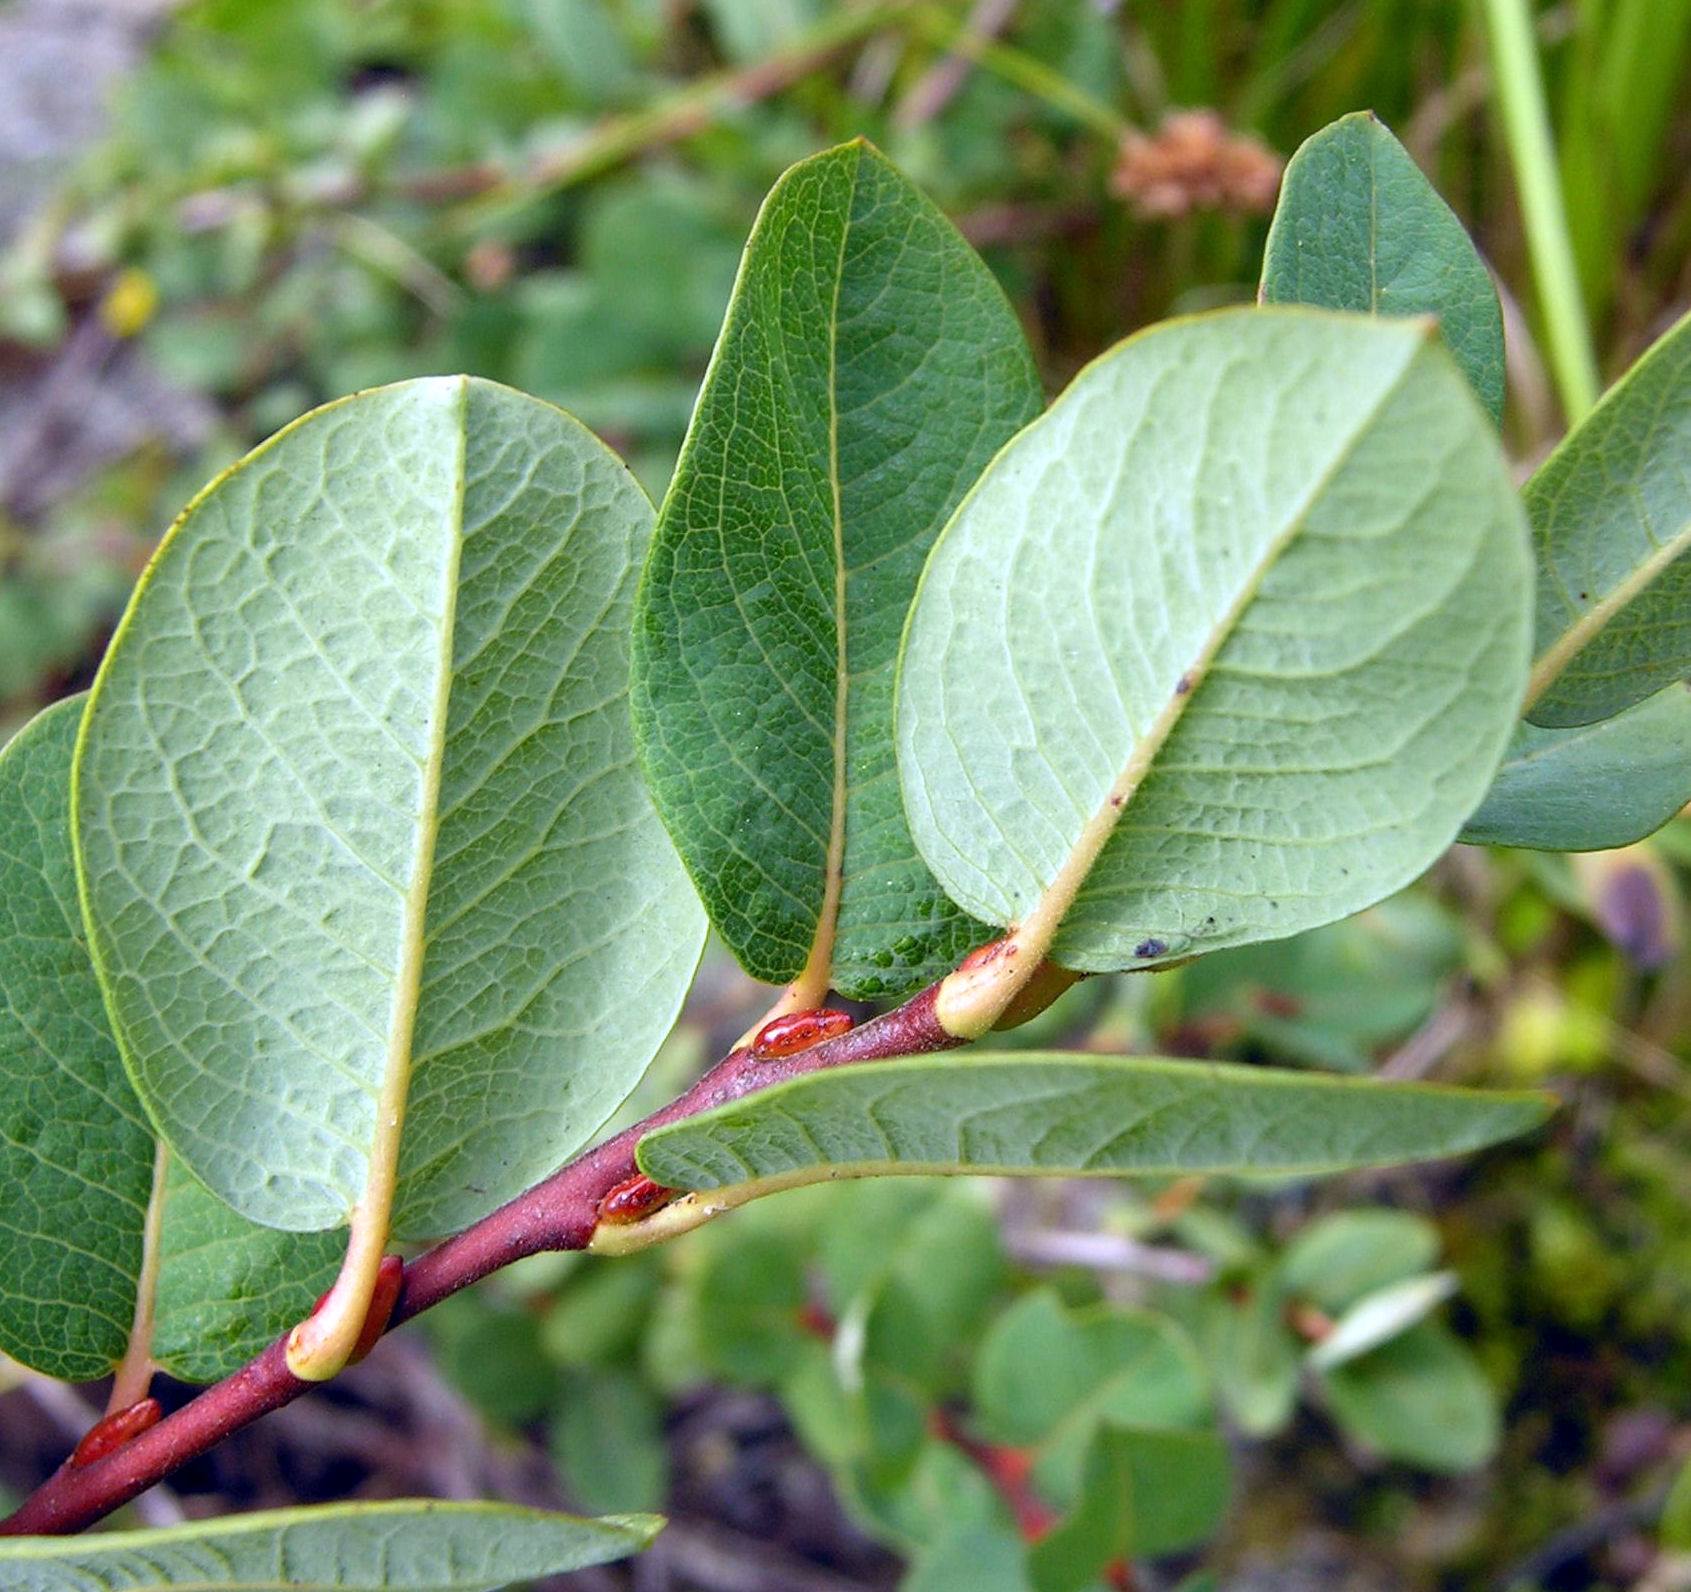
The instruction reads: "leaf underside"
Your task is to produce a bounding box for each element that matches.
[631,139,1044,997]
[896,308,1532,973]
[0,696,382,1384]
[0,1500,661,1592]
[76,377,704,1239]
[636,1053,1551,1192]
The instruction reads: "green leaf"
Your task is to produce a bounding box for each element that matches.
[689,1229,809,1385]
[1200,1287,1300,1438]
[539,1257,658,1368]
[428,1297,559,1428]
[636,1054,1553,1193]
[0,700,372,1385]
[1028,1425,1231,1592]
[1178,896,1463,1073]
[1662,1452,1691,1551]
[631,140,1043,997]
[1525,309,1691,727]
[552,1367,669,1515]
[0,696,153,1381]
[896,308,1531,974]
[819,1181,1004,1395]
[151,1156,343,1383]
[75,377,705,1239]
[1261,111,1505,425]
[0,1500,661,1590]
[973,1290,1208,1452]
[904,1523,1033,1592]
[1464,682,1691,850]
[1305,1271,1458,1372]
[1276,1210,1440,1314]
[973,1291,1224,1589]
[1317,1321,1499,1472]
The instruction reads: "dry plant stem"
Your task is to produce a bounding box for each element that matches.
[0,985,961,1539]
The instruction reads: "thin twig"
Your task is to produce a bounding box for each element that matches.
[452,1,921,236]
[1376,991,1474,1082]
[16,1376,184,1528]
[892,0,1018,130]
[1001,1226,1214,1285]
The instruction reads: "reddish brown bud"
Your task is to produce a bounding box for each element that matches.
[597,1172,675,1226]
[70,1399,161,1469]
[750,1007,854,1060]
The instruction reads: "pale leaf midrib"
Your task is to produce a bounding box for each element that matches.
[286,386,471,1375]
[1524,512,1691,711]
[1368,133,1382,311]
[111,1137,170,1401]
[372,379,471,1198]
[789,154,859,1004]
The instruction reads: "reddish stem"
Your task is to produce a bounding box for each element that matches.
[2,985,959,1537]
[928,1409,1141,1589]
[928,1408,1057,1541]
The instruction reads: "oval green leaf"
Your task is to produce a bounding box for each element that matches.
[0,696,153,1380]
[636,1054,1552,1193]
[1261,110,1505,425]
[76,377,705,1239]
[896,308,1532,973]
[1460,681,1691,850]
[974,1289,1209,1450]
[0,698,376,1384]
[1525,308,1691,727]
[631,139,1043,999]
[1317,1321,1499,1472]
[1029,1424,1231,1592]
[0,1500,660,1591]
[1275,1209,1440,1313]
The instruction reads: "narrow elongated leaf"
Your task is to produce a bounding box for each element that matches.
[1305,1271,1457,1371]
[1526,309,1691,727]
[1261,111,1505,424]
[76,378,704,1239]
[0,1500,660,1590]
[631,139,1043,997]
[1461,682,1691,849]
[0,696,153,1380]
[1203,1288,1299,1436]
[897,309,1531,972]
[636,1054,1551,1192]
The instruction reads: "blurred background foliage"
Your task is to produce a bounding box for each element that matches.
[4,1,1691,1588]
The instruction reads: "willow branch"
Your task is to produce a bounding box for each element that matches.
[0,984,960,1538]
